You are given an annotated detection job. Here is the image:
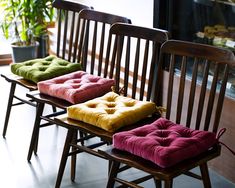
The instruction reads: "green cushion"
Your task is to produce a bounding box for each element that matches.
[11,55,82,83]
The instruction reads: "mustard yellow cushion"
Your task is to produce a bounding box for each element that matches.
[67,92,156,132]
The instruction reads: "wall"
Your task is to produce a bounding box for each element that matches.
[74,0,153,27]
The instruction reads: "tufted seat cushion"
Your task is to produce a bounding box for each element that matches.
[113,117,217,168]
[38,71,115,104]
[67,92,156,132]
[11,55,82,83]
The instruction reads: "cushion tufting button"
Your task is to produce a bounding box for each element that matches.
[73,79,82,83]
[124,100,136,107]
[39,67,47,71]
[105,108,116,114]
[134,131,149,137]
[154,123,170,130]
[106,102,116,108]
[71,84,82,89]
[157,130,170,138]
[65,79,82,84]
[87,103,97,108]
[177,129,192,138]
[57,61,68,66]
[89,77,100,82]
[42,62,50,65]
[105,95,117,102]
[159,139,170,147]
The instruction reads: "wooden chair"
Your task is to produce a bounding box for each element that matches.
[0,0,91,138]
[26,10,131,162]
[52,23,169,188]
[99,40,235,188]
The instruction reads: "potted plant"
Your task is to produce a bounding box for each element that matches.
[0,0,54,62]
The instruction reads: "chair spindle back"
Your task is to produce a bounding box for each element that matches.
[52,0,92,61]
[78,9,131,76]
[154,40,235,132]
[110,23,169,101]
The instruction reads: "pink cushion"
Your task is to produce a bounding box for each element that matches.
[37,71,115,104]
[113,118,217,168]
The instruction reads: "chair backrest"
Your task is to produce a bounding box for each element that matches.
[52,0,92,61]
[110,23,169,101]
[78,9,131,75]
[154,40,235,133]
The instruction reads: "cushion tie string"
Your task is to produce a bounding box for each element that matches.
[118,86,125,96]
[216,128,235,156]
[155,106,166,116]
[111,86,125,96]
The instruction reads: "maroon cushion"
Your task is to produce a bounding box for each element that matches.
[113,117,217,168]
[38,71,115,104]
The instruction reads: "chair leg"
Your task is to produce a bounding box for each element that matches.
[71,130,78,182]
[27,102,45,161]
[153,177,162,188]
[106,161,121,188]
[2,82,16,138]
[200,163,211,188]
[55,128,75,188]
[164,179,173,188]
[34,131,39,155]
[108,160,112,174]
[52,106,57,113]
[79,131,85,146]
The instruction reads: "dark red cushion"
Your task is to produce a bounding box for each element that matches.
[113,117,217,168]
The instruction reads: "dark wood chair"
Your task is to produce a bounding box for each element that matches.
[99,40,235,188]
[52,23,169,188]
[0,0,91,138]
[26,10,132,162]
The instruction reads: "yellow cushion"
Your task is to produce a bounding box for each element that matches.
[67,92,156,132]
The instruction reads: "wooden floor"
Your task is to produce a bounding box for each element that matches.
[0,65,234,188]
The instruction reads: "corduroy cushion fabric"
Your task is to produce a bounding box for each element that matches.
[11,55,82,83]
[38,71,115,104]
[113,117,217,168]
[67,92,156,132]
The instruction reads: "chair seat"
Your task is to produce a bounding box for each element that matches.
[113,117,217,168]
[11,55,82,83]
[67,92,157,132]
[38,71,115,104]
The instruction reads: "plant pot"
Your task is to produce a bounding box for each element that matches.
[11,42,39,63]
[36,34,50,58]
